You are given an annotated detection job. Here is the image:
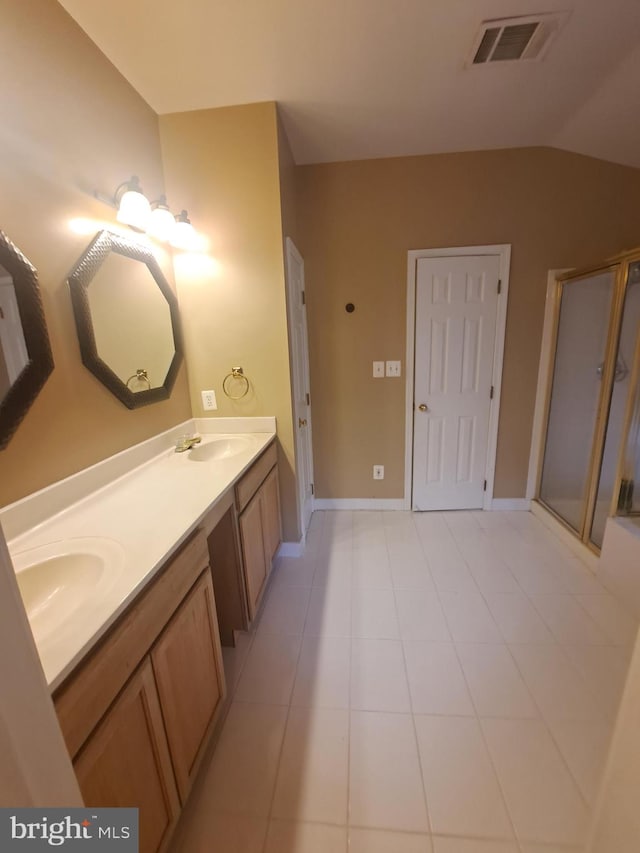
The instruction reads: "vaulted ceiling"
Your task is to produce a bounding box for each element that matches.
[59,0,640,167]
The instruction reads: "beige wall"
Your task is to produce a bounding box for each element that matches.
[0,0,192,509]
[277,109,300,250]
[159,103,299,540]
[275,109,303,532]
[297,147,640,500]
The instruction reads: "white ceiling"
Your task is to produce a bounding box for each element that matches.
[58,0,640,167]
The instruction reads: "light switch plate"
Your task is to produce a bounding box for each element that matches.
[201,389,217,410]
[373,361,385,378]
[386,360,401,377]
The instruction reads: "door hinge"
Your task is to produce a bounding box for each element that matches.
[310,483,314,495]
[483,479,487,491]
[497,279,502,295]
[306,392,310,405]
[301,290,306,305]
[489,385,494,400]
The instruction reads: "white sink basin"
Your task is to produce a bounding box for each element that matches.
[187,435,252,462]
[12,538,125,644]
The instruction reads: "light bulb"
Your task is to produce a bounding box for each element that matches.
[148,196,176,242]
[171,209,198,251]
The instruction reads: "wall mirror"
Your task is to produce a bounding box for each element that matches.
[0,231,54,449]
[68,230,183,409]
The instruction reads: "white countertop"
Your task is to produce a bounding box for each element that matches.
[2,419,276,690]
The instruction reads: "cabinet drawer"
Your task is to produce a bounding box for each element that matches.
[55,530,209,759]
[235,441,278,512]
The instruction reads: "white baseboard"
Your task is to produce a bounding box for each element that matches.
[277,541,305,558]
[313,498,530,513]
[530,501,599,572]
[313,499,407,511]
[489,499,531,511]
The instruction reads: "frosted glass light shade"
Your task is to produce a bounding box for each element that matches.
[117,187,151,230]
[171,210,198,251]
[148,203,176,242]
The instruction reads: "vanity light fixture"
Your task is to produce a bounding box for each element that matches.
[95,178,201,250]
[115,176,151,231]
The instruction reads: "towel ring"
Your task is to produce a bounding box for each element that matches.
[126,368,151,390]
[222,366,250,400]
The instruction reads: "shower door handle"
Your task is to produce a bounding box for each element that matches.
[597,359,628,382]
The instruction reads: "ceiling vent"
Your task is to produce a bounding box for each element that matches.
[468,13,568,65]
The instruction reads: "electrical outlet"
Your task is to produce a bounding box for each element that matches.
[386,360,401,377]
[373,465,384,480]
[373,361,385,378]
[201,389,217,411]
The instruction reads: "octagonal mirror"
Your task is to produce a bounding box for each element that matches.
[68,230,182,409]
[0,231,54,449]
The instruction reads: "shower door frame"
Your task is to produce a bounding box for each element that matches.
[535,254,634,553]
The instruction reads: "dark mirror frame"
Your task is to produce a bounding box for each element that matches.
[0,231,54,450]
[68,230,183,410]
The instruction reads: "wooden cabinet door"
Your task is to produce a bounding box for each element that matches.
[239,491,267,618]
[74,659,180,853]
[260,466,282,567]
[151,572,226,803]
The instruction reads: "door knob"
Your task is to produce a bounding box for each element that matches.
[298,418,307,427]
[417,404,428,412]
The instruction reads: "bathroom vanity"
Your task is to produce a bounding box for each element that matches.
[56,531,219,852]
[2,418,282,853]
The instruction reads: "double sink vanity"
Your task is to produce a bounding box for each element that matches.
[2,417,282,853]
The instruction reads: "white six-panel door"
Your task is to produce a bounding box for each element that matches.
[285,238,315,535]
[412,254,501,510]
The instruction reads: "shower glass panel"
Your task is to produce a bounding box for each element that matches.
[539,270,616,533]
[590,263,640,546]
[621,332,640,517]
[627,400,640,514]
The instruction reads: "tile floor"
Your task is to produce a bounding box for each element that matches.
[171,510,640,853]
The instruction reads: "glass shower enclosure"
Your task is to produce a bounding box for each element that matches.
[537,252,640,551]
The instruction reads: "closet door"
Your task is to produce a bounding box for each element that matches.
[539,270,616,534]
